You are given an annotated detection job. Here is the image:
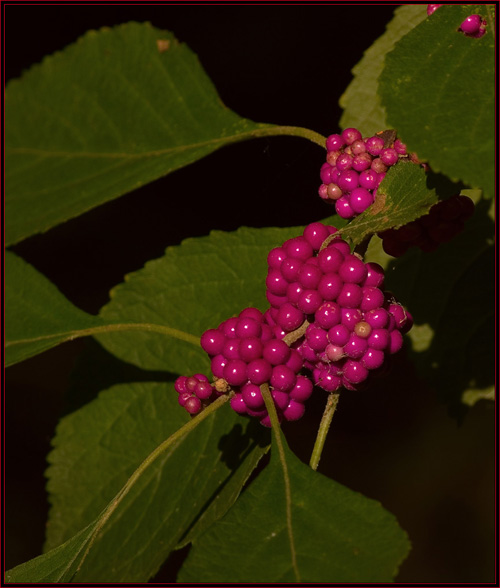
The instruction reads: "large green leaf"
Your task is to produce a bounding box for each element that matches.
[5,250,103,366]
[339,4,427,135]
[179,424,410,582]
[4,250,196,367]
[5,21,323,246]
[378,4,495,198]
[96,225,304,374]
[8,382,269,582]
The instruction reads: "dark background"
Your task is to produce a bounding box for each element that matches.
[4,2,496,583]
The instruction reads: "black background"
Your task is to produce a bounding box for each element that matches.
[4,2,496,583]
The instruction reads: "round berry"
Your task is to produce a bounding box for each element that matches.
[267,246,287,269]
[266,268,289,296]
[298,263,323,290]
[354,320,372,338]
[303,222,330,251]
[380,148,398,166]
[276,302,304,332]
[230,393,248,414]
[364,308,390,329]
[337,283,363,308]
[235,317,261,339]
[338,254,368,284]
[287,282,304,305]
[223,339,241,360]
[314,367,342,392]
[325,343,345,362]
[271,390,290,411]
[241,383,265,409]
[342,127,362,145]
[320,163,334,184]
[335,196,355,219]
[460,14,482,35]
[336,152,354,171]
[315,301,342,329]
[289,376,313,402]
[284,400,305,421]
[318,246,344,273]
[306,324,329,352]
[285,237,314,261]
[263,339,291,365]
[365,135,384,155]
[362,348,385,370]
[330,239,352,256]
[326,133,344,151]
[371,157,388,174]
[388,330,404,354]
[174,376,188,394]
[317,273,342,301]
[211,354,227,378]
[341,308,363,331]
[337,169,359,192]
[280,257,303,282]
[297,289,323,314]
[360,286,385,312]
[286,348,303,373]
[343,359,369,384]
[239,307,263,322]
[185,396,202,414]
[367,328,390,350]
[239,336,264,362]
[359,169,379,190]
[195,380,213,400]
[362,262,385,288]
[427,4,442,15]
[349,187,373,214]
[344,334,368,359]
[200,328,226,356]
[271,365,297,392]
[352,153,373,172]
[178,391,192,407]
[394,139,407,155]
[247,358,273,385]
[328,323,351,346]
[326,183,343,200]
[223,359,248,387]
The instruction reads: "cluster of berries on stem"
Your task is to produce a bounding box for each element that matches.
[318,128,413,219]
[175,222,412,426]
[427,5,487,38]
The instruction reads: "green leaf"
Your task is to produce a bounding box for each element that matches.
[179,424,410,582]
[378,4,495,198]
[5,21,324,246]
[340,4,427,135]
[97,225,304,374]
[338,161,438,246]
[383,197,494,412]
[11,382,269,582]
[5,250,103,366]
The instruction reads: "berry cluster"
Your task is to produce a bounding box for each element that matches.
[378,194,474,257]
[427,5,487,38]
[175,222,412,427]
[318,128,411,220]
[265,223,412,393]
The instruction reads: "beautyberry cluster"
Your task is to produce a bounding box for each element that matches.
[427,5,487,38]
[175,223,412,427]
[378,194,474,257]
[265,223,412,393]
[318,128,411,219]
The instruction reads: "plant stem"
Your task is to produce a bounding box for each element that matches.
[309,392,340,471]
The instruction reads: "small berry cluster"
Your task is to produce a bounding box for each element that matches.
[265,223,412,393]
[427,5,487,38]
[175,373,217,415]
[378,194,474,257]
[318,128,410,220]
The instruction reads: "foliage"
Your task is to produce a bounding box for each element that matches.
[5,5,494,583]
